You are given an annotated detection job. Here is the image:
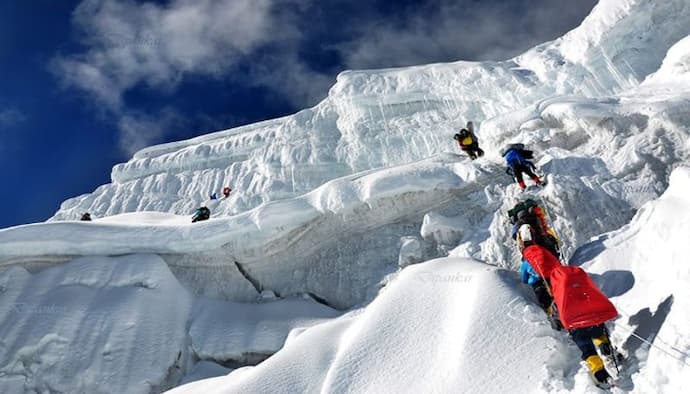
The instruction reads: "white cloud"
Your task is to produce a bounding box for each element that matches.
[117,108,188,155]
[0,108,25,127]
[54,0,293,107]
[338,0,597,69]
[52,0,319,151]
[54,0,597,106]
[52,56,124,109]
[248,51,334,106]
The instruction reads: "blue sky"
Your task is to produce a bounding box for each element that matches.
[0,0,596,228]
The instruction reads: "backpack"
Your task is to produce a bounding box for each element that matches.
[549,266,618,330]
[455,129,473,145]
[508,199,539,224]
[192,207,211,223]
[510,200,560,257]
[522,149,534,159]
[502,143,534,160]
[517,213,544,240]
[522,244,561,280]
[504,149,526,168]
[501,143,523,155]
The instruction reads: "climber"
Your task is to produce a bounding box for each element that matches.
[191,206,211,223]
[517,227,620,389]
[453,121,484,160]
[222,186,232,198]
[210,192,218,200]
[502,143,542,190]
[509,199,560,258]
[516,225,562,330]
[80,212,92,221]
[550,265,620,389]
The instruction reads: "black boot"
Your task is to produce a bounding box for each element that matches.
[593,369,612,389]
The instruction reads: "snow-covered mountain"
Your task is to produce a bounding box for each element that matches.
[50,0,690,222]
[1,0,690,392]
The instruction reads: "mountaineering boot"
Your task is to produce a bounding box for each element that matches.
[593,369,612,389]
[518,181,526,190]
[532,176,542,186]
[586,355,612,389]
[597,339,625,376]
[595,335,612,355]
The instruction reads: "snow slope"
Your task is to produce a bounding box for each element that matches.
[1,0,690,392]
[574,166,690,393]
[0,252,337,393]
[171,167,690,394]
[169,259,561,394]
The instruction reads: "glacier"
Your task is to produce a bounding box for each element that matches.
[1,0,690,392]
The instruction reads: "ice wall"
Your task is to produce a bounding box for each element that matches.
[50,0,690,223]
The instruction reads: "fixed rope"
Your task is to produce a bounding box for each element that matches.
[611,310,690,367]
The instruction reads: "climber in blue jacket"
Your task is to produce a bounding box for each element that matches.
[502,143,542,190]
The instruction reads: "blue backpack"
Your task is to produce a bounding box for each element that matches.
[502,144,534,168]
[504,149,527,168]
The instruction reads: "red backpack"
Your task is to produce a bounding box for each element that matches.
[550,266,618,330]
[522,244,560,279]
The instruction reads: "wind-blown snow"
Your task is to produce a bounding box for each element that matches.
[1,0,690,392]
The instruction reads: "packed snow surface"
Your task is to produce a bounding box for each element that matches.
[1,0,690,392]
[170,259,558,393]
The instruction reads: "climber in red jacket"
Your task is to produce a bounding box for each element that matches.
[550,265,619,388]
[517,224,620,389]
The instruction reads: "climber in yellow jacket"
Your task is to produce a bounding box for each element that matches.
[453,121,484,160]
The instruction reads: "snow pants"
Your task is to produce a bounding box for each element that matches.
[461,143,484,160]
[569,324,613,360]
[513,163,539,185]
[531,279,553,311]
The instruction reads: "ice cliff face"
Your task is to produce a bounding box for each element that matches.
[51,0,690,222]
